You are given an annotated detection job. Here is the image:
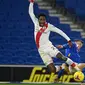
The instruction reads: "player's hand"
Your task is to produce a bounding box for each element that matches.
[29,0,34,3]
[56,45,63,49]
[68,40,72,47]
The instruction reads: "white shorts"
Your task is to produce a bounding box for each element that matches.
[38,45,60,66]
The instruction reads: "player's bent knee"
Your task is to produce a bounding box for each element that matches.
[47,63,56,73]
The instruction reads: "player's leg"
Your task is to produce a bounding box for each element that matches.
[47,63,56,73]
[69,65,76,74]
[55,65,62,72]
[56,52,80,71]
[49,46,80,71]
[57,63,66,79]
[57,63,69,80]
[78,63,85,71]
[69,63,85,73]
[39,50,56,73]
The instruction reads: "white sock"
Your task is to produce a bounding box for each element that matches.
[55,65,61,72]
[66,58,80,71]
[66,58,74,65]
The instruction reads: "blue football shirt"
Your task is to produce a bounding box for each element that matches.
[63,42,81,63]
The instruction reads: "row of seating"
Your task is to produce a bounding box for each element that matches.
[56,0,85,21]
[0,0,84,64]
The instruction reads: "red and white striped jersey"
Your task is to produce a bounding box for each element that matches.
[29,3,71,49]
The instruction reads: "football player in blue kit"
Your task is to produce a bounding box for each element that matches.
[56,39,85,80]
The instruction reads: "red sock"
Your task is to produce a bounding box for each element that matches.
[71,63,76,67]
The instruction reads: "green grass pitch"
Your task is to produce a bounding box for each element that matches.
[0,83,81,85]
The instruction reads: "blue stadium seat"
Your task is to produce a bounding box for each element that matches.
[48,16,59,26]
[56,0,65,6]
[0,0,84,64]
[56,0,85,21]
[65,0,77,14]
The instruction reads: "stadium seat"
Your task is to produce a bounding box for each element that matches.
[0,0,84,65]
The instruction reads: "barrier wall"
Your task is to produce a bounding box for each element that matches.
[0,65,75,83]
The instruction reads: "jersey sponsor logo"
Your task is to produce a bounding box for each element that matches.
[68,53,71,57]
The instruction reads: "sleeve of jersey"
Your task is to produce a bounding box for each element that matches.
[29,3,37,24]
[63,42,75,49]
[63,43,69,49]
[49,24,71,41]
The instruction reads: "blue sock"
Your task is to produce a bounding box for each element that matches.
[58,69,65,79]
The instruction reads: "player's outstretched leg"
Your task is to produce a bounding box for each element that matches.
[78,63,85,71]
[56,52,80,71]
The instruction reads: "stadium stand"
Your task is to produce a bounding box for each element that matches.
[56,0,85,22]
[0,0,85,65]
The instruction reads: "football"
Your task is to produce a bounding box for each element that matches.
[74,71,84,82]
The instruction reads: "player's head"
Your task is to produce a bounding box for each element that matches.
[38,13,46,27]
[75,39,84,50]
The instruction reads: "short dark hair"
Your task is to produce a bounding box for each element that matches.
[38,13,46,19]
[75,39,84,44]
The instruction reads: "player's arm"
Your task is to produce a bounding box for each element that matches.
[57,42,75,49]
[57,44,69,49]
[49,24,72,46]
[63,43,70,49]
[29,0,38,24]
[56,45,64,49]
